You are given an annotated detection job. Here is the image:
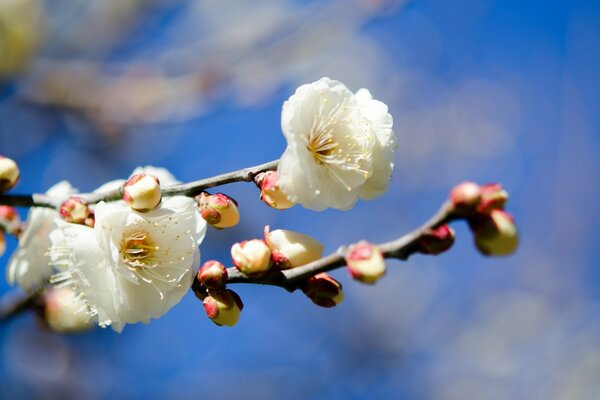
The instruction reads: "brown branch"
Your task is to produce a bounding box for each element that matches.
[0,159,279,209]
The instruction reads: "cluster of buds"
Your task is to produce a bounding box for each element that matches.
[256,171,295,210]
[450,182,518,256]
[0,156,20,193]
[59,196,90,224]
[123,173,162,212]
[194,260,244,327]
[195,192,239,229]
[345,241,386,284]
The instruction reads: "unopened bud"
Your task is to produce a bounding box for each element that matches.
[418,225,455,255]
[258,171,295,210]
[231,239,272,275]
[44,287,93,333]
[0,205,21,236]
[0,156,20,192]
[196,192,240,229]
[477,183,509,213]
[123,173,161,212]
[471,209,519,256]
[84,212,95,228]
[264,225,323,269]
[301,272,344,307]
[345,241,386,284]
[59,197,90,224]
[450,181,481,212]
[0,229,5,257]
[197,260,228,289]
[203,289,244,327]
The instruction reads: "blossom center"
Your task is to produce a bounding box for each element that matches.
[307,128,339,165]
[120,231,159,268]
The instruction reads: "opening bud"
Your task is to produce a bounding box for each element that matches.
[231,239,272,275]
[203,289,244,327]
[123,173,162,212]
[257,171,295,210]
[196,192,240,229]
[477,183,509,213]
[345,241,386,284]
[0,205,22,236]
[264,225,323,269]
[197,260,228,289]
[301,272,344,307]
[418,225,456,255]
[0,156,20,192]
[450,181,481,213]
[59,196,90,224]
[471,209,519,256]
[44,287,93,333]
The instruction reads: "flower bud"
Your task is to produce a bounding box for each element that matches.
[231,239,272,275]
[0,229,6,257]
[123,173,161,212]
[197,260,228,289]
[264,225,323,269]
[196,192,240,229]
[257,171,295,210]
[477,183,509,213]
[301,272,344,307]
[345,241,386,284]
[0,205,21,236]
[471,209,519,256]
[44,287,93,333]
[418,225,455,255]
[450,181,481,212]
[203,289,244,327]
[0,156,20,192]
[59,196,90,224]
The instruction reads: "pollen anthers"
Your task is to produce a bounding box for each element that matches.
[120,230,159,269]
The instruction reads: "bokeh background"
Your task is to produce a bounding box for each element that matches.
[1,0,599,398]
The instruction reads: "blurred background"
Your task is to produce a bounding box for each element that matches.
[1,0,599,398]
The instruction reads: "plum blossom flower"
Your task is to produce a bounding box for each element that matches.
[278,77,396,210]
[7,181,77,291]
[51,195,206,332]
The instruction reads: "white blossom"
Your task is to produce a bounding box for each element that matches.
[50,195,206,332]
[278,77,396,210]
[6,181,77,291]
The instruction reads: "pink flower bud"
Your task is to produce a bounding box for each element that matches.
[258,171,295,210]
[0,205,22,236]
[471,209,519,256]
[203,289,244,327]
[345,241,386,284]
[123,173,162,212]
[44,287,92,333]
[196,192,240,229]
[0,156,20,193]
[59,197,90,224]
[197,260,228,289]
[477,183,509,213]
[231,239,272,275]
[450,181,481,212]
[418,225,456,255]
[301,272,344,307]
[264,225,323,269]
[0,229,5,257]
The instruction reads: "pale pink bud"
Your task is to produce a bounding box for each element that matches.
[59,196,90,224]
[264,225,323,269]
[450,181,481,212]
[477,183,509,213]
[345,241,386,284]
[0,156,20,193]
[44,287,92,333]
[203,289,244,327]
[258,171,295,210]
[123,173,161,212]
[196,192,240,229]
[418,225,455,255]
[197,260,228,289]
[231,239,272,275]
[301,272,344,307]
[0,229,5,257]
[471,209,519,256]
[0,205,21,236]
